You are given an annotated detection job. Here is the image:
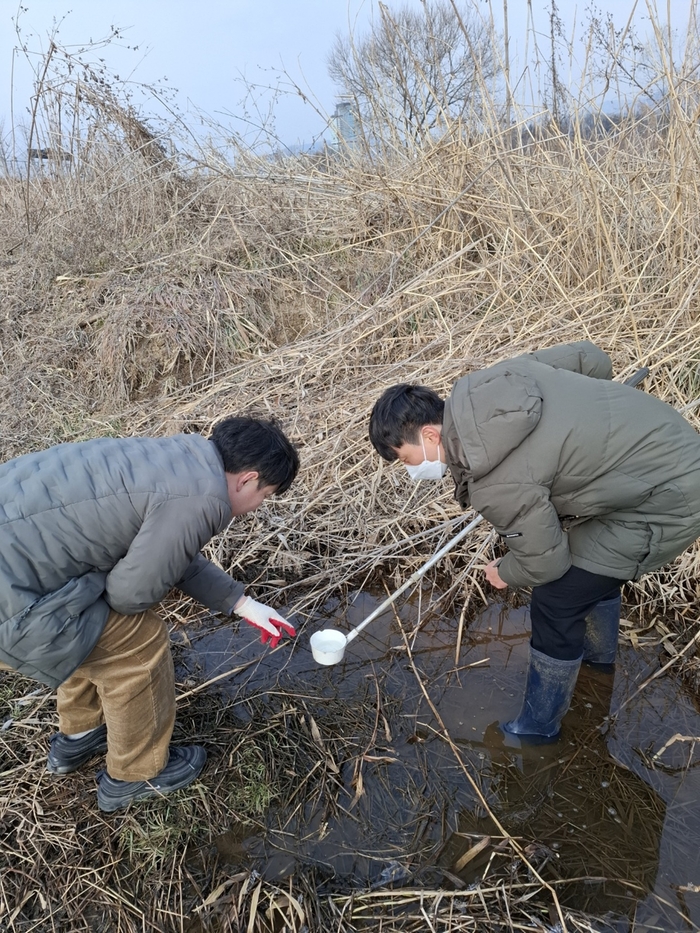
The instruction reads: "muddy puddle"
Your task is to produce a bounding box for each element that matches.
[178,593,700,932]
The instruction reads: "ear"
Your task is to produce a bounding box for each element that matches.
[421,424,442,446]
[235,470,259,490]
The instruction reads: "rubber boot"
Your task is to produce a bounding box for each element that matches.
[501,645,582,741]
[582,594,621,673]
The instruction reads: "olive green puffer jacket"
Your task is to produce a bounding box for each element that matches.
[441,341,700,587]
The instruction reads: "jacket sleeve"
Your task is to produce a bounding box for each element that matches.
[516,340,613,380]
[177,553,244,615]
[104,496,230,614]
[474,482,572,587]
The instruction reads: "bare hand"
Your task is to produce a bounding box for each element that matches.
[485,558,508,590]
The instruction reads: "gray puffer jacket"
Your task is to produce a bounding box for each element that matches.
[442,341,700,588]
[0,434,244,687]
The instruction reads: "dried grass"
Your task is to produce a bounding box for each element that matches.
[2,5,700,930]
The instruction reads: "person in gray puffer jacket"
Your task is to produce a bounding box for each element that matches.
[369,341,700,742]
[0,416,299,811]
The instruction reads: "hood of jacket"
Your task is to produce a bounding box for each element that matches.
[444,367,543,481]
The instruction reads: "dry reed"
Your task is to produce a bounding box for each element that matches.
[2,3,700,930]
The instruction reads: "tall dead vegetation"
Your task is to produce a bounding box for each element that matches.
[1,7,700,624]
[2,4,700,932]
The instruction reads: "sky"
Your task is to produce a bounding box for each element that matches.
[0,0,695,151]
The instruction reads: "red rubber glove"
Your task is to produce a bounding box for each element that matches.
[234,596,296,648]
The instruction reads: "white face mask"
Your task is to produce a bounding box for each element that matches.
[404,436,448,482]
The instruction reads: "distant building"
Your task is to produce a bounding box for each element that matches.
[332,99,359,151]
[28,148,72,162]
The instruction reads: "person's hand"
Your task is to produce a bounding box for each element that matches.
[234,596,296,648]
[485,558,508,590]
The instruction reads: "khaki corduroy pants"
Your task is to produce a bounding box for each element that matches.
[0,609,176,781]
[57,608,176,781]
[0,610,175,781]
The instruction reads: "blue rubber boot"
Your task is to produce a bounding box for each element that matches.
[502,645,582,742]
[582,594,621,673]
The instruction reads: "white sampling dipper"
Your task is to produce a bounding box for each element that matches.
[309,514,483,665]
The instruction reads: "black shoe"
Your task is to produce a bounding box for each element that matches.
[96,745,207,812]
[46,724,108,774]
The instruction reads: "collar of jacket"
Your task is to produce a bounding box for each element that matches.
[442,401,472,507]
[204,437,233,529]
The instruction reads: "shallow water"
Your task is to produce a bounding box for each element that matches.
[178,593,700,931]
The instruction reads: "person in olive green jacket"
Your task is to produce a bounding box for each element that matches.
[369,341,700,740]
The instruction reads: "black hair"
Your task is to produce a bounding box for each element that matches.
[210,416,299,494]
[368,384,445,461]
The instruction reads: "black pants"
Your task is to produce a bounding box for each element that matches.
[530,565,627,661]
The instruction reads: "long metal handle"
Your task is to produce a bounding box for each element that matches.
[345,514,483,644]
